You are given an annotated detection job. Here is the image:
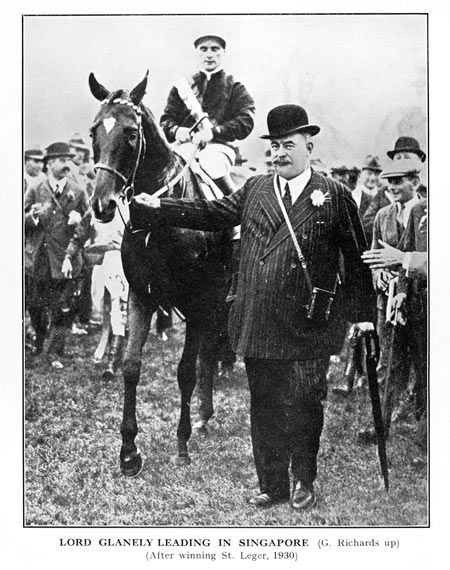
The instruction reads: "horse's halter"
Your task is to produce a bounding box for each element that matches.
[92,97,146,205]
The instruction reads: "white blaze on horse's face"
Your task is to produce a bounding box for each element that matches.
[103,117,116,134]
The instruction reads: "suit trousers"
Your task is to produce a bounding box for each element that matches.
[382,315,427,433]
[244,357,328,498]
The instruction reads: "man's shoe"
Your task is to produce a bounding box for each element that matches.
[291,481,317,511]
[247,492,289,508]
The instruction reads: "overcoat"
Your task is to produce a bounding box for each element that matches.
[151,170,375,360]
[24,176,89,280]
[160,70,255,145]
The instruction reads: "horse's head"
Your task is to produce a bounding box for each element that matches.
[89,72,149,223]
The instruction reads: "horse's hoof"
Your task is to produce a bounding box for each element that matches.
[102,369,115,381]
[176,454,191,466]
[192,420,209,434]
[120,450,144,477]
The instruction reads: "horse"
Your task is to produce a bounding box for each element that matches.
[88,71,234,475]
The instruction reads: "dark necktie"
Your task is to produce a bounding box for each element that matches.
[282,182,292,213]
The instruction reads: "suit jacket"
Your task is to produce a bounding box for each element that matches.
[362,186,391,242]
[160,70,255,145]
[398,199,427,318]
[24,176,89,279]
[371,202,405,251]
[151,170,375,360]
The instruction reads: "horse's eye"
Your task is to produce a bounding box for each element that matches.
[128,132,137,142]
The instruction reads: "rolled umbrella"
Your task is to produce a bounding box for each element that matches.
[364,330,389,492]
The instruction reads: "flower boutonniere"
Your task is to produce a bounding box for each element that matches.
[310,190,331,207]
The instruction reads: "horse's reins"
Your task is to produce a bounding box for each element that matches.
[92,97,200,233]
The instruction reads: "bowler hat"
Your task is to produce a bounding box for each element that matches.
[45,142,75,160]
[24,147,44,161]
[361,154,382,172]
[387,136,426,162]
[194,35,226,49]
[380,157,421,179]
[69,132,90,151]
[260,104,320,139]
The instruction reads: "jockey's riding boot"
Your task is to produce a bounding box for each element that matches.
[213,175,237,197]
[226,239,241,304]
[103,335,125,379]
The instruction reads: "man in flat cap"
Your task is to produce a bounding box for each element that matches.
[160,34,255,197]
[362,136,427,238]
[68,132,95,196]
[132,104,376,510]
[359,157,423,443]
[24,142,89,367]
[24,147,44,193]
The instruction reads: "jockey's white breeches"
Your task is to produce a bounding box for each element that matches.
[177,143,235,179]
[91,250,129,336]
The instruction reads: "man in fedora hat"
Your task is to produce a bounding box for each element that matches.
[24,147,44,192]
[330,162,360,191]
[160,33,255,197]
[24,141,89,367]
[359,157,423,443]
[387,136,426,163]
[132,104,375,510]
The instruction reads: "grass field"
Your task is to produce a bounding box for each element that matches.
[24,323,428,527]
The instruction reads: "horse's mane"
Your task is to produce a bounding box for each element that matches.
[134,100,180,195]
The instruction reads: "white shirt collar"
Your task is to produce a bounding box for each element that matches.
[200,67,223,81]
[48,174,67,194]
[278,167,312,205]
[397,195,419,227]
[24,172,35,186]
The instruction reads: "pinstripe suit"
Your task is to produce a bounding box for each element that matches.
[145,169,375,494]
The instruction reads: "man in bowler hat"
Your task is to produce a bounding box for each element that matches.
[132,104,376,510]
[24,142,89,367]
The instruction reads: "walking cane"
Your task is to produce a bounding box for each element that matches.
[364,330,390,492]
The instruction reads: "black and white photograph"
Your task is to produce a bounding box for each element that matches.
[3,0,449,567]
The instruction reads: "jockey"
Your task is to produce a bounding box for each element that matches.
[160,34,255,302]
[160,34,256,197]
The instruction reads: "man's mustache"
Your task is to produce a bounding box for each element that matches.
[273,159,291,165]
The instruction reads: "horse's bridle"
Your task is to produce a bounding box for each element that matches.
[91,96,200,232]
[93,97,146,205]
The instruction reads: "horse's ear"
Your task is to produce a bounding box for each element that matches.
[89,73,110,101]
[130,70,149,105]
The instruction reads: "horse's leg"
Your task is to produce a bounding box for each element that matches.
[120,290,153,477]
[193,323,220,432]
[176,318,201,463]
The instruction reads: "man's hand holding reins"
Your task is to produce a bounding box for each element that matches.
[133,193,161,210]
[191,128,213,149]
